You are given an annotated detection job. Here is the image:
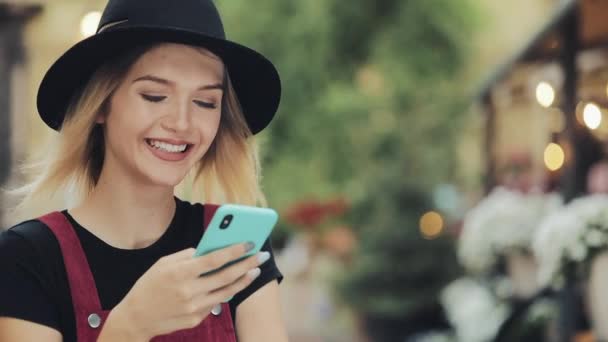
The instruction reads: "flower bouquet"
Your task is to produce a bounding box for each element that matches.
[533,194,608,288]
[533,194,608,339]
[458,187,562,274]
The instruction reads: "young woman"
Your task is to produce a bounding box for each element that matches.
[0,0,288,341]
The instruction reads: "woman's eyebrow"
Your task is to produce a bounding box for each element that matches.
[132,74,224,91]
[132,74,170,85]
[197,83,224,91]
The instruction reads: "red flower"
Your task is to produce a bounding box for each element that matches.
[284,197,350,228]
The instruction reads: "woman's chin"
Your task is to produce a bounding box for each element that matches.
[143,171,188,189]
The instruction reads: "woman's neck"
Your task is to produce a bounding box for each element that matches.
[69,166,177,250]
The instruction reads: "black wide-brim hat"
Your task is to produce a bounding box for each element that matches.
[37,0,281,134]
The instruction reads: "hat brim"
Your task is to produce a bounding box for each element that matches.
[37,26,281,134]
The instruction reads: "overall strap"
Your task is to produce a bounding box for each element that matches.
[203,204,220,231]
[38,212,107,341]
[38,212,103,312]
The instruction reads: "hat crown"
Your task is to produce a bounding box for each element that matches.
[98,0,225,39]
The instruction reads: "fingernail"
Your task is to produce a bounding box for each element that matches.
[247,268,261,279]
[244,242,255,252]
[257,251,271,264]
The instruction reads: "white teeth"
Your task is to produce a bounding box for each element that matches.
[147,139,188,153]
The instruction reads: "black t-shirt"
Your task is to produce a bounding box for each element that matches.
[0,197,283,341]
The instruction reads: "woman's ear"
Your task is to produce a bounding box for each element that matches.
[96,101,110,124]
[95,114,106,124]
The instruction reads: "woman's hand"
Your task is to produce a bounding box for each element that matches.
[100,243,269,340]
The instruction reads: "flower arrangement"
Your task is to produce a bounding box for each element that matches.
[533,194,608,288]
[458,187,562,274]
[440,277,559,342]
[440,277,510,342]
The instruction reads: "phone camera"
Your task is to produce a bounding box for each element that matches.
[220,215,233,229]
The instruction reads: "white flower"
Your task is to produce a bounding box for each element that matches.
[533,194,608,288]
[527,298,558,321]
[586,229,605,247]
[458,187,562,273]
[440,277,510,342]
[410,331,455,342]
[567,242,588,262]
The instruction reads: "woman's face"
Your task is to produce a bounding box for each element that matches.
[100,43,224,187]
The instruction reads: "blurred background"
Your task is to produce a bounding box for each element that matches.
[5,0,608,341]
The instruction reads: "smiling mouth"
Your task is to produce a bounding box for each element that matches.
[145,138,194,153]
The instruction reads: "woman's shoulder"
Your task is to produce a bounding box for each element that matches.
[0,218,59,261]
[0,220,65,336]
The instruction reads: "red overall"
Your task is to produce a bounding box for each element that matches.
[38,205,237,341]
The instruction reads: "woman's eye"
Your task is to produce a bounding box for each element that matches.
[141,94,166,103]
[193,100,217,109]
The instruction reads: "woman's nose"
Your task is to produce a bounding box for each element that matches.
[161,102,191,132]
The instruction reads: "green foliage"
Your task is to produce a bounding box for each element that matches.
[216,0,478,207]
[334,173,462,318]
[217,0,480,335]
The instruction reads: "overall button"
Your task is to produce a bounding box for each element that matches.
[211,304,222,316]
[88,313,102,328]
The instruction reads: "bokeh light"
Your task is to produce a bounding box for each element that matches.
[80,11,101,38]
[535,81,555,108]
[583,102,602,130]
[544,143,565,171]
[419,211,444,239]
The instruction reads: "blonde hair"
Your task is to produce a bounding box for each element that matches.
[9,43,266,222]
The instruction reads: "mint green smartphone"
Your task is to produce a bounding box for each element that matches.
[194,204,278,301]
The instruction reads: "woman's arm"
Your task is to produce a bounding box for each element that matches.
[235,280,289,341]
[0,317,62,341]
